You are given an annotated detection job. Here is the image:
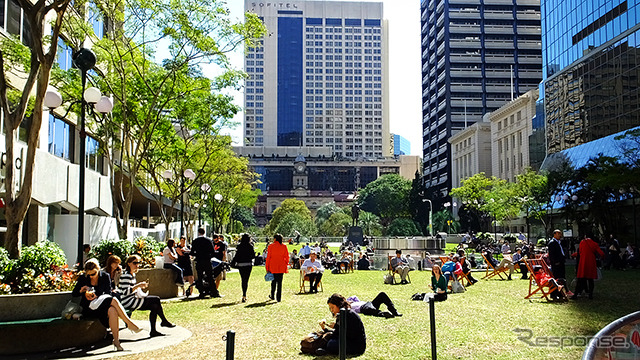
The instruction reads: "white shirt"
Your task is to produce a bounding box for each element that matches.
[301,258,324,274]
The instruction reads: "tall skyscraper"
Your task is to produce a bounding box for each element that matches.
[244,0,390,159]
[542,0,640,155]
[420,0,542,193]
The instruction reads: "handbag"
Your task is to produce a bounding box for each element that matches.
[264,272,274,282]
[452,279,466,293]
[61,300,82,320]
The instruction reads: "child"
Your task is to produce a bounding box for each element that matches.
[532,265,569,301]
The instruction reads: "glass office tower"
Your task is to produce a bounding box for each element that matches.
[243,1,390,159]
[420,0,542,194]
[543,0,640,154]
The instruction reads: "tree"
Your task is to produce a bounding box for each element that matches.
[514,168,548,238]
[53,0,266,239]
[315,202,342,229]
[0,0,73,257]
[273,212,316,238]
[358,211,383,236]
[386,218,421,236]
[268,199,312,234]
[357,174,411,226]
[319,212,351,237]
[450,173,501,232]
[232,207,257,229]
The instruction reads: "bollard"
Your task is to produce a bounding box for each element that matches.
[429,297,437,360]
[339,308,347,360]
[223,330,235,360]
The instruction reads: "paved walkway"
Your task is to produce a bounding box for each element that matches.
[6,319,191,360]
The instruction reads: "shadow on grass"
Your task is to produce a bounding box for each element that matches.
[245,300,277,308]
[210,301,238,309]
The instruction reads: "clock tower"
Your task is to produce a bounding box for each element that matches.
[292,154,309,196]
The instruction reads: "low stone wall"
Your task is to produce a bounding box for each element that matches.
[136,268,179,299]
[0,291,72,322]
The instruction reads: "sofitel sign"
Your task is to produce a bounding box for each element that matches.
[251,2,299,8]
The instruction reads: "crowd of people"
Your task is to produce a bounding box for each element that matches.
[74,227,631,355]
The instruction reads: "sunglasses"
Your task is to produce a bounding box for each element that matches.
[132,261,141,265]
[86,271,98,277]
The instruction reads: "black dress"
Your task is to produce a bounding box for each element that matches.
[177,244,193,277]
[72,271,113,328]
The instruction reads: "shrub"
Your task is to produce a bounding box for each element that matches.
[90,239,135,267]
[133,236,164,268]
[503,234,517,243]
[386,218,422,236]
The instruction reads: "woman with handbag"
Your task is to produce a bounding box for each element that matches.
[265,234,289,302]
[73,258,142,351]
[119,255,176,337]
[231,233,255,303]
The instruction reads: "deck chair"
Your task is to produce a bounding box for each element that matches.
[456,257,473,287]
[481,252,508,280]
[439,256,450,265]
[299,259,323,294]
[524,259,561,302]
[388,255,411,285]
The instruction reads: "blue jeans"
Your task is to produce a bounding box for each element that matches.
[164,263,184,285]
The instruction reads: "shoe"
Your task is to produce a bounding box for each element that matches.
[381,311,394,318]
[112,340,124,351]
[185,286,192,297]
[129,325,143,334]
[390,310,403,317]
[198,293,207,299]
[315,348,327,356]
[160,321,175,328]
[268,295,274,301]
[242,296,247,303]
[212,292,223,298]
[149,330,165,337]
[507,275,512,280]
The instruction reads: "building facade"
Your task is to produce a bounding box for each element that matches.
[234,146,420,225]
[542,0,640,155]
[449,117,492,189]
[391,133,411,156]
[490,88,537,181]
[243,0,390,159]
[420,0,542,194]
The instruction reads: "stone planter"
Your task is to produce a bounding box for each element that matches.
[0,291,72,322]
[136,268,179,299]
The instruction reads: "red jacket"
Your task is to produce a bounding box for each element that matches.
[266,242,289,274]
[576,238,604,279]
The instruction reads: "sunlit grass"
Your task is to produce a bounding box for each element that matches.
[120,265,640,359]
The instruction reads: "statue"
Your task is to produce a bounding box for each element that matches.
[351,204,360,226]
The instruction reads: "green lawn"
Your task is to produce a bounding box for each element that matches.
[121,266,640,360]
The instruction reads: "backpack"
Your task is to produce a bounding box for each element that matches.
[441,261,456,275]
[383,274,394,284]
[451,279,466,293]
[300,330,331,354]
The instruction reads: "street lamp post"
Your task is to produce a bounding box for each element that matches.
[45,48,113,268]
[422,199,433,236]
[199,184,211,228]
[214,193,223,233]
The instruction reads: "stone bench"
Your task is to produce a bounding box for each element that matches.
[0,317,107,355]
[136,268,179,299]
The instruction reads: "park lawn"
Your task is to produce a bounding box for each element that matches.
[121,266,640,360]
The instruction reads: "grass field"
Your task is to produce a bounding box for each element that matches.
[121,265,640,360]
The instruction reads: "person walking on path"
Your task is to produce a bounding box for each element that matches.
[231,233,255,303]
[571,233,604,300]
[266,234,289,302]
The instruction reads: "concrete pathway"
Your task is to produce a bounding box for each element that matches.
[5,320,191,360]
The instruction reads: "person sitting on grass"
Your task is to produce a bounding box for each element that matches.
[429,264,448,302]
[316,293,367,356]
[357,254,371,270]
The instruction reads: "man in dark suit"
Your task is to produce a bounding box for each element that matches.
[190,228,220,298]
[548,229,566,280]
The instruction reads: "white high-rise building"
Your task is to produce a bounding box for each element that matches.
[244,0,390,159]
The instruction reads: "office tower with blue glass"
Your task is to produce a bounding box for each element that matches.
[420,0,542,193]
[542,0,640,155]
[392,133,411,156]
[244,0,390,159]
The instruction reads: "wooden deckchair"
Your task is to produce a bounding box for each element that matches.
[456,257,473,287]
[481,252,508,280]
[524,258,560,301]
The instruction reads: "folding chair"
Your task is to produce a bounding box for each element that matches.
[299,259,323,294]
[387,255,411,285]
[456,257,473,287]
[524,259,559,301]
[481,252,508,280]
[439,256,450,265]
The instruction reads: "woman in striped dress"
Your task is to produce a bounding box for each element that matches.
[119,255,176,337]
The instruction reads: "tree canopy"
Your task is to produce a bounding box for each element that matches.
[357,174,411,225]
